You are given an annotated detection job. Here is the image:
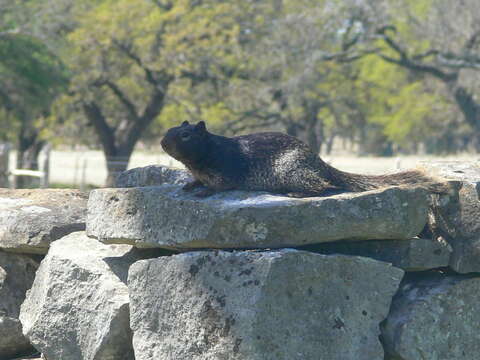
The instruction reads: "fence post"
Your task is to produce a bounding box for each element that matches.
[80,158,87,192]
[40,144,51,188]
[0,143,10,188]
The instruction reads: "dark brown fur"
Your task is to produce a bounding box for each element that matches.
[161,121,448,197]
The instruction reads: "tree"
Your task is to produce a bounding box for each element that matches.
[204,0,438,155]
[45,0,264,185]
[0,26,68,186]
[199,0,379,153]
[7,0,472,177]
[374,0,480,150]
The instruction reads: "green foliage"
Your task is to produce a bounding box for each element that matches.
[355,55,444,146]
[0,33,68,107]
[0,33,69,147]
[0,0,473,156]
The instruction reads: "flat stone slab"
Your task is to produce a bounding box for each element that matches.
[0,251,38,359]
[19,232,144,360]
[115,165,192,188]
[382,271,480,360]
[87,185,429,249]
[128,249,404,360]
[0,189,87,254]
[303,237,452,271]
[421,161,480,273]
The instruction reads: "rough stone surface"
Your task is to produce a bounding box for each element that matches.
[0,189,87,254]
[115,165,192,188]
[303,237,451,271]
[421,161,480,273]
[128,249,404,360]
[0,251,38,359]
[87,185,429,249]
[382,271,480,360]
[19,232,150,360]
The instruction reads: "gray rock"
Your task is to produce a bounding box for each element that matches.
[304,237,452,271]
[19,232,148,360]
[0,189,87,254]
[87,185,429,249]
[115,165,192,188]
[128,249,404,360]
[382,272,480,360]
[0,251,38,359]
[420,161,480,273]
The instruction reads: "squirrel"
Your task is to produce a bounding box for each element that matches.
[161,121,448,197]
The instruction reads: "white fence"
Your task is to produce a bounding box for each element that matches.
[1,144,478,189]
[0,144,50,188]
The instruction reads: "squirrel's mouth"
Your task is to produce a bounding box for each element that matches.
[160,136,172,152]
[161,137,180,160]
[160,136,168,149]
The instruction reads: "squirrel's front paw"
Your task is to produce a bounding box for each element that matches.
[182,180,203,191]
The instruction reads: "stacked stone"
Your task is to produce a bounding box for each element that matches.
[0,189,87,359]
[381,162,480,360]
[2,162,480,360]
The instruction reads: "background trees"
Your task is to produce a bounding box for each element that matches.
[375,0,480,151]
[0,2,69,186]
[1,0,479,186]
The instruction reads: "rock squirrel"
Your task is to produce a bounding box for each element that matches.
[161,121,448,197]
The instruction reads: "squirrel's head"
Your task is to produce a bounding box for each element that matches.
[161,121,210,165]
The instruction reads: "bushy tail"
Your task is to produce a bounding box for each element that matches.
[330,167,451,194]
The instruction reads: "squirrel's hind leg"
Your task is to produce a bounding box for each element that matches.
[281,169,340,197]
[194,188,218,198]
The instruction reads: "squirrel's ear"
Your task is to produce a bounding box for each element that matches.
[195,121,206,132]
[181,120,190,126]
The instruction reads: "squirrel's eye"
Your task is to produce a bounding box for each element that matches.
[180,132,191,141]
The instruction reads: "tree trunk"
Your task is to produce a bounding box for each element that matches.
[15,127,45,188]
[326,133,336,155]
[303,103,324,154]
[285,120,300,138]
[305,121,323,154]
[450,85,480,151]
[83,75,170,187]
[104,150,133,187]
[0,143,10,188]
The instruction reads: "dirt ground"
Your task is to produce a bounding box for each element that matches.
[8,150,480,188]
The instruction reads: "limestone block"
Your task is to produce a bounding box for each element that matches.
[19,232,145,360]
[115,165,191,188]
[0,251,38,358]
[87,185,429,249]
[382,271,480,360]
[128,249,404,360]
[304,237,451,271]
[421,161,480,272]
[0,189,87,254]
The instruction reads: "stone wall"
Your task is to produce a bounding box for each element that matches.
[1,161,479,360]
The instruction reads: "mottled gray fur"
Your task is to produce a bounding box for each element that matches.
[161,121,448,197]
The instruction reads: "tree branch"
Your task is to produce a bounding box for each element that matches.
[82,101,117,157]
[151,0,173,11]
[93,79,139,121]
[220,108,282,134]
[111,39,162,88]
[116,77,172,154]
[436,53,480,70]
[376,27,458,82]
[322,48,378,63]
